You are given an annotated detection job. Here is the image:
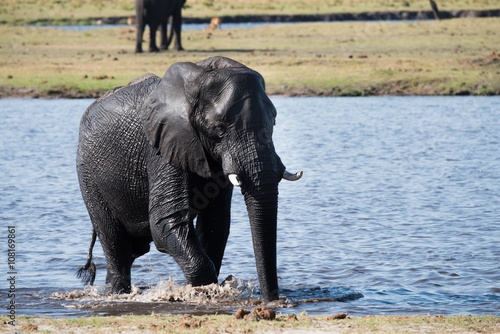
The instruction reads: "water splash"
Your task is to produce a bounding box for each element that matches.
[51,275,256,306]
[49,275,336,314]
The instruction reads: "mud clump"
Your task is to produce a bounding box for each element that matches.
[235,307,276,321]
[235,308,251,319]
[253,307,276,320]
[21,325,38,331]
[327,312,348,320]
[177,315,204,329]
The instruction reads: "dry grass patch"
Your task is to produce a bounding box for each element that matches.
[3,314,500,333]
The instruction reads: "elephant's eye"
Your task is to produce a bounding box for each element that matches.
[214,123,227,137]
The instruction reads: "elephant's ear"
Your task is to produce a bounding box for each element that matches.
[141,62,212,178]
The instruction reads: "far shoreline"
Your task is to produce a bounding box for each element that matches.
[12,8,500,27]
[1,84,497,99]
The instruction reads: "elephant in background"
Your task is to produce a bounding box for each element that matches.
[76,56,302,302]
[135,0,185,53]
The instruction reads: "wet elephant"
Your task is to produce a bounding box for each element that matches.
[76,56,302,302]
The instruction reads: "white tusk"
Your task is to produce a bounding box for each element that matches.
[228,174,242,187]
[283,170,303,181]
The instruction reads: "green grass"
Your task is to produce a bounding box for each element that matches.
[1,17,499,97]
[3,314,500,333]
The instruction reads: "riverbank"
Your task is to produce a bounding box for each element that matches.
[11,9,500,26]
[2,0,500,26]
[4,313,500,333]
[1,17,499,98]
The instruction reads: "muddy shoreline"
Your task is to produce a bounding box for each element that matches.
[14,8,500,26]
[1,81,496,99]
[185,8,500,23]
[0,86,109,99]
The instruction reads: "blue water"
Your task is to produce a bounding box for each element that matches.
[1,96,499,317]
[32,19,421,31]
[31,22,298,31]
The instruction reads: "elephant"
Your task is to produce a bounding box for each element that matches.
[76,56,302,303]
[135,0,185,53]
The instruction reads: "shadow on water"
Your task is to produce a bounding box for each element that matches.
[282,287,364,303]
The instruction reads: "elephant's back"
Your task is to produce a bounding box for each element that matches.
[78,73,160,159]
[79,74,160,135]
[76,74,161,221]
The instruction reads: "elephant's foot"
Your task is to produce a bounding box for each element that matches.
[149,46,160,53]
[182,258,218,287]
[109,277,132,294]
[135,47,143,54]
[106,270,132,294]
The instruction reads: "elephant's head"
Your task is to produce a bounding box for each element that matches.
[141,56,301,302]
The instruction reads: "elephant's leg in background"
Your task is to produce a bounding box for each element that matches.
[195,184,233,275]
[159,19,169,50]
[135,20,146,53]
[171,7,183,51]
[148,23,160,52]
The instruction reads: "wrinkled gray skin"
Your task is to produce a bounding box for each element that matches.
[135,0,185,52]
[76,56,289,302]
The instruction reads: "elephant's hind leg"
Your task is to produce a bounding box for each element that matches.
[101,224,151,294]
[96,218,136,294]
[86,206,138,293]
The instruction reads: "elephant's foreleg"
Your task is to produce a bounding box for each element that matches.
[195,185,233,275]
[152,216,218,286]
[148,163,217,285]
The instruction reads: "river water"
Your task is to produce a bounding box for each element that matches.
[1,96,499,317]
[35,22,287,31]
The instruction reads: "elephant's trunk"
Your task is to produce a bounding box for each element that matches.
[244,183,279,302]
[224,129,285,302]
